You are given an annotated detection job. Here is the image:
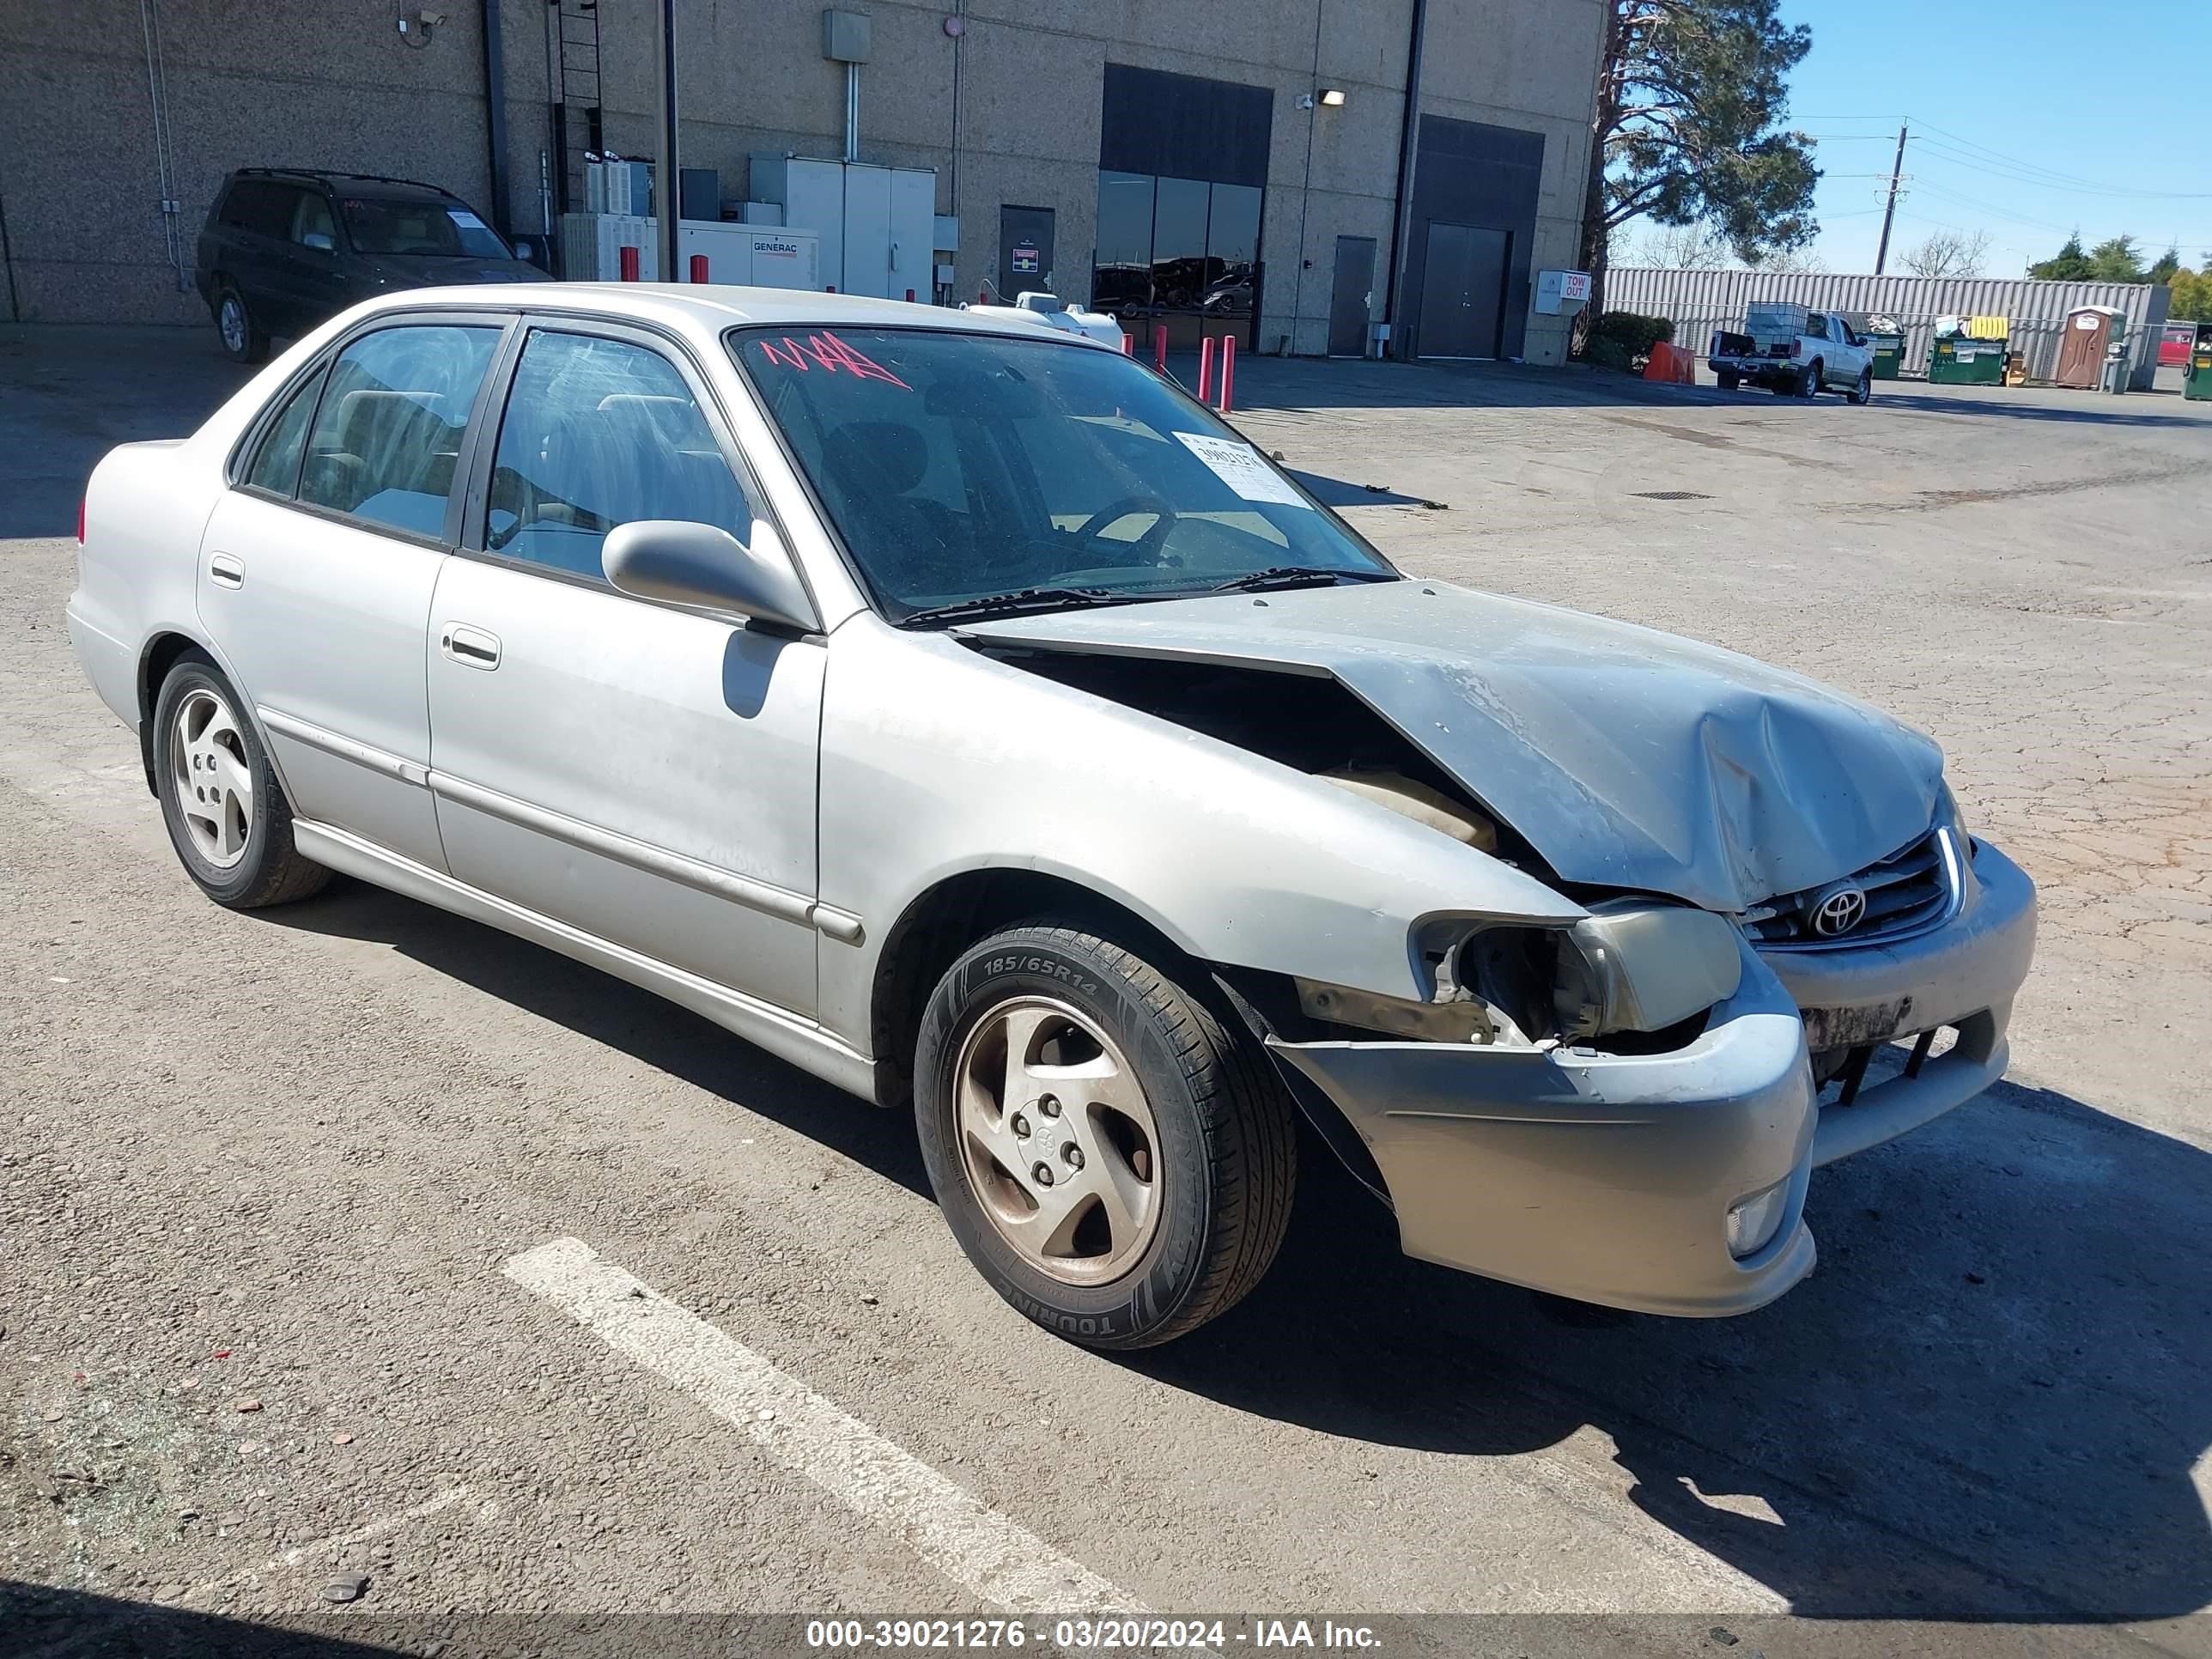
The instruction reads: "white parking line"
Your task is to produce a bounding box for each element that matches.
[503,1236,1145,1615]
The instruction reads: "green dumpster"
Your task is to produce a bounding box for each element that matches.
[1929,333,2007,386]
[2186,323,2212,403]
[1867,332,1906,380]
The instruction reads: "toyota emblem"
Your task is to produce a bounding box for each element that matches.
[1808,883,1868,939]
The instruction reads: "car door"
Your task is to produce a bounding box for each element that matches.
[425,321,824,1016]
[198,316,509,868]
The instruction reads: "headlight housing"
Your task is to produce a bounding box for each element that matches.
[1455,904,1744,1046]
[1551,905,1745,1040]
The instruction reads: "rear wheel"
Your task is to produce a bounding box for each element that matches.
[914,923,1297,1349]
[1801,361,1822,398]
[152,654,329,908]
[212,283,269,365]
[1717,369,1741,392]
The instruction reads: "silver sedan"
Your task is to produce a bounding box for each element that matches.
[65,286,2034,1347]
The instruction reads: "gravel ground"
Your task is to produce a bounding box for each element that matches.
[2,324,2207,1659]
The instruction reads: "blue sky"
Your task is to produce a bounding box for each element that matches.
[1770,0,2211,276]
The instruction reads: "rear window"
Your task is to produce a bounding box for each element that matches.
[218,180,297,238]
[341,197,510,258]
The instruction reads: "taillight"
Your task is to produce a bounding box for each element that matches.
[1791,340,1804,360]
[76,495,86,544]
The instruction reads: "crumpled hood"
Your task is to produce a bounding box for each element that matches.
[960,580,1944,913]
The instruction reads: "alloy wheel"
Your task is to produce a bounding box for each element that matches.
[952,995,1163,1286]
[170,686,254,868]
[219,295,247,356]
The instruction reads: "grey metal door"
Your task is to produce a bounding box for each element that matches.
[998,205,1054,303]
[1328,235,1376,356]
[1418,222,1511,360]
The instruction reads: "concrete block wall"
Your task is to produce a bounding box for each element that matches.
[0,0,1601,362]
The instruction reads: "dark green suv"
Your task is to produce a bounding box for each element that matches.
[195,168,548,362]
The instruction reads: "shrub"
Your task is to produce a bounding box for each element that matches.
[1583,311,1677,364]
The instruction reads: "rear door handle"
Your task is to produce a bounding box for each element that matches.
[208,551,245,589]
[440,622,501,670]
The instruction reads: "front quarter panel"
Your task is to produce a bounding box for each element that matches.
[812,616,1587,1051]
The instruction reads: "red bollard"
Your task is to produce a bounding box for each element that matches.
[979,285,989,305]
[1120,332,1133,355]
[905,289,916,302]
[825,284,836,293]
[1218,333,1237,413]
[689,253,709,283]
[617,245,640,282]
[1197,337,1214,404]
[1153,325,1169,371]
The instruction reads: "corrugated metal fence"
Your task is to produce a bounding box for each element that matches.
[1607,269,2172,389]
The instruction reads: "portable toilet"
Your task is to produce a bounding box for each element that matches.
[2056,304,2127,389]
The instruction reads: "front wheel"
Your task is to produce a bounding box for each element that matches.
[152,654,330,908]
[212,283,270,365]
[1850,367,1874,405]
[914,924,1297,1349]
[1717,369,1741,392]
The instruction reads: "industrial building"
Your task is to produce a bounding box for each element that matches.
[1,0,1605,362]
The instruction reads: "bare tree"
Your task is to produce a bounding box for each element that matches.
[1632,222,1737,269]
[1901,228,1994,278]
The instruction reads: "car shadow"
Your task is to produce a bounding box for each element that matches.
[1131,1077,2212,1628]
[264,876,933,1200]
[260,883,2206,1632]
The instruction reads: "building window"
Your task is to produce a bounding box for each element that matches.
[1091,174,1262,349]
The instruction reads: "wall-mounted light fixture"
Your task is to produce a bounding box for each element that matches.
[1318,88,1347,107]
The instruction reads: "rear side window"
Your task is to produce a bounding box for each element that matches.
[243,366,328,496]
[484,330,753,579]
[297,325,501,539]
[218,180,297,238]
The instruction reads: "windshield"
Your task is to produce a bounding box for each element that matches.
[728,325,1396,619]
[341,197,513,258]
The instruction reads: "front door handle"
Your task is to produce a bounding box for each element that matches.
[440,622,502,670]
[208,551,245,589]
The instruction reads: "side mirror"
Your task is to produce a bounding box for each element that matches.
[604,519,817,634]
[514,238,538,264]
[303,232,336,252]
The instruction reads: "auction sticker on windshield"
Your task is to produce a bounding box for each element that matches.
[1173,433,1310,508]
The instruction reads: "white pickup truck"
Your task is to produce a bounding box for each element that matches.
[1709,302,1876,402]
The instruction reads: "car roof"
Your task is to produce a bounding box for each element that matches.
[229,168,457,202]
[347,283,1106,343]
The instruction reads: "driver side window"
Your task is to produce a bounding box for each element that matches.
[483,329,757,580]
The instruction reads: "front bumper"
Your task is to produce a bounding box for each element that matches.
[1270,940,1820,1317]
[1267,839,2037,1318]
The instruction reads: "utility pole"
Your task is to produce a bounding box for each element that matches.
[1875,123,1908,276]
[656,0,680,283]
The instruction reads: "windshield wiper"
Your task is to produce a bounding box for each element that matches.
[1206,565,1396,594]
[899,586,1134,629]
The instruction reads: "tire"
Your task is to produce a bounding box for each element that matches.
[1850,368,1874,405]
[914,923,1297,1349]
[212,283,270,365]
[1717,369,1741,392]
[152,653,330,909]
[1801,361,1822,398]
